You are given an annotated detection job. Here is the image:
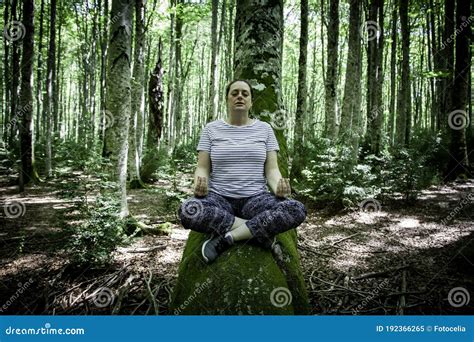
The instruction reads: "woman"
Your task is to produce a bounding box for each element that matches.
[178,79,307,264]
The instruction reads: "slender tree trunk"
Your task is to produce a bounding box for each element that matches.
[165,0,176,149]
[207,0,219,123]
[8,0,20,150]
[35,0,45,143]
[339,0,362,161]
[395,0,410,146]
[44,0,57,177]
[172,0,183,150]
[324,0,339,140]
[129,0,146,188]
[290,0,309,182]
[388,4,397,146]
[441,0,455,134]
[446,0,470,179]
[19,0,37,190]
[99,0,109,149]
[104,0,133,218]
[140,39,164,182]
[3,0,11,142]
[234,0,288,176]
[366,0,384,155]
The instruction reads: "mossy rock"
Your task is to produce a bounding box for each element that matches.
[170,229,310,315]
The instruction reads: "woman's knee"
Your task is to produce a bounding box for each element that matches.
[286,199,307,226]
[177,197,206,229]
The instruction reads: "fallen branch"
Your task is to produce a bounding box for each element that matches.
[121,245,166,253]
[329,232,361,247]
[352,265,411,281]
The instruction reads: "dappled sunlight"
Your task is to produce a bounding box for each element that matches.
[396,217,420,229]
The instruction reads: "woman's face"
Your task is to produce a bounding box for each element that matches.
[227,81,252,113]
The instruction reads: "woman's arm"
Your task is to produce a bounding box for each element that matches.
[194,151,211,196]
[264,151,291,197]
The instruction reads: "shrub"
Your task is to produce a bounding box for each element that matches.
[67,193,128,268]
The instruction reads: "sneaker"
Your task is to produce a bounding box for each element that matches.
[201,233,234,264]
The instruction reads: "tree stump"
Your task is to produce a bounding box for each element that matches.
[170,229,310,315]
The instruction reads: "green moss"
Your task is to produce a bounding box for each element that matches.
[170,230,310,315]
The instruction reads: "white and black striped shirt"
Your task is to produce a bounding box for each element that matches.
[197,118,280,198]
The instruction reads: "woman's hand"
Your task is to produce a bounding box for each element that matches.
[275,178,291,198]
[194,176,208,197]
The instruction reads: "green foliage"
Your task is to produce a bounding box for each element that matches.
[298,132,443,207]
[67,193,129,268]
[298,138,379,208]
[373,131,443,202]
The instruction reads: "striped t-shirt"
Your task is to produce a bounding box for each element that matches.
[197,118,280,198]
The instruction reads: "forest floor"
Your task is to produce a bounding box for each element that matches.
[0,157,473,315]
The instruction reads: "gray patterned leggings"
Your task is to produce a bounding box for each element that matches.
[177,191,307,242]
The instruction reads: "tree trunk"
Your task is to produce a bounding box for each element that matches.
[446,0,470,179]
[388,5,397,146]
[3,0,11,143]
[395,0,410,146]
[35,0,45,143]
[104,0,133,218]
[99,0,109,148]
[324,0,339,140]
[207,0,219,123]
[441,0,455,134]
[8,0,20,151]
[18,0,38,191]
[366,0,384,155]
[44,0,57,177]
[339,0,362,161]
[290,0,309,182]
[140,39,164,183]
[129,0,146,189]
[233,0,289,176]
